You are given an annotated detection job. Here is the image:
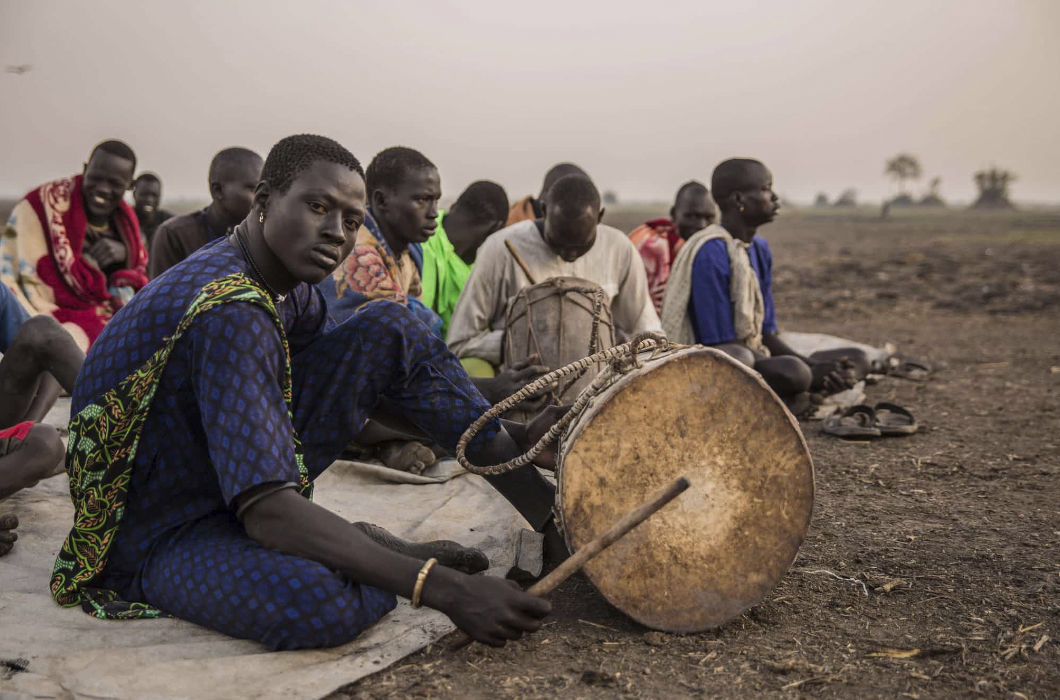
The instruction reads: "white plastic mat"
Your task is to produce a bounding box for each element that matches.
[0,400,531,699]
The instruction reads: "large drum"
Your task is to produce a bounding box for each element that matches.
[502,277,615,420]
[557,346,814,632]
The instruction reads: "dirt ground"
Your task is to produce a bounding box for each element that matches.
[335,207,1059,699]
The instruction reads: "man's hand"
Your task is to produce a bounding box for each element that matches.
[85,237,128,272]
[430,569,551,647]
[810,357,858,394]
[522,404,572,470]
[0,513,18,557]
[481,357,553,409]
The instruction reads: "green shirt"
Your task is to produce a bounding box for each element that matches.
[420,210,472,335]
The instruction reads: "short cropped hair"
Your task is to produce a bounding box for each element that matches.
[208,147,262,184]
[89,140,137,170]
[365,146,436,195]
[539,162,588,200]
[546,174,600,214]
[711,158,765,204]
[134,172,161,187]
[453,180,508,223]
[674,180,709,202]
[260,135,363,193]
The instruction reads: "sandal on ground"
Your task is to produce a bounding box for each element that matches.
[873,402,918,436]
[887,357,932,382]
[822,405,881,439]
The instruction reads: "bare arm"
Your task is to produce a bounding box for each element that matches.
[241,488,547,646]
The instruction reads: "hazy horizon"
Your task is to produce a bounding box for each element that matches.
[1,1,1056,206]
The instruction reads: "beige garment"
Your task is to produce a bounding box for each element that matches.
[1,200,91,349]
[446,220,660,366]
[660,224,766,354]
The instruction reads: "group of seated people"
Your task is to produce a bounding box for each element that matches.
[0,134,868,650]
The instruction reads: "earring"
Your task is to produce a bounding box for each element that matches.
[259,212,264,223]
[739,205,745,213]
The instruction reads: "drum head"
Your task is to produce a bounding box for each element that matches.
[558,347,814,632]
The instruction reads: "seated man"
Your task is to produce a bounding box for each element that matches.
[448,174,661,367]
[52,134,556,650]
[149,147,263,277]
[1,140,148,350]
[629,181,716,311]
[661,158,867,413]
[421,180,509,335]
[132,172,174,250]
[321,148,544,412]
[1,283,85,556]
[322,146,442,332]
[506,162,589,225]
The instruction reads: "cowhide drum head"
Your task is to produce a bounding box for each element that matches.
[557,346,814,632]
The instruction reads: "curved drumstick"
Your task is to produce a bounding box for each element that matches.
[449,475,691,650]
[504,239,538,285]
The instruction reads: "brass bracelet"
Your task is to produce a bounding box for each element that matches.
[411,557,438,608]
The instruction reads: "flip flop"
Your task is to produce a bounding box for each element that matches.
[873,402,918,436]
[822,405,881,439]
[887,357,932,382]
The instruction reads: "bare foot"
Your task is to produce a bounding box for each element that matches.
[378,441,436,475]
[0,513,18,557]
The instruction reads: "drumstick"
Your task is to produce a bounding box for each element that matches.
[504,240,538,285]
[449,475,691,650]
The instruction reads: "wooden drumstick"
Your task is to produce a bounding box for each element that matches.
[504,240,538,285]
[449,475,691,650]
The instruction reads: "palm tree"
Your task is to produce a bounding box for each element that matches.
[972,167,1016,209]
[884,154,922,197]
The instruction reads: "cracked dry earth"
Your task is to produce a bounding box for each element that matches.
[333,208,1059,699]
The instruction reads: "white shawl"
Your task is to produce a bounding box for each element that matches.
[659,224,767,354]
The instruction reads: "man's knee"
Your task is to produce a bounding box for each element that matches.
[757,356,812,396]
[12,316,67,356]
[24,424,65,466]
[261,583,397,651]
[713,343,756,368]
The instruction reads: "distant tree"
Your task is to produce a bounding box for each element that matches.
[814,192,829,207]
[972,167,1016,209]
[884,153,922,199]
[919,177,946,207]
[834,189,857,207]
[602,190,618,205]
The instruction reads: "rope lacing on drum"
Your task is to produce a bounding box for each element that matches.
[456,332,677,476]
[512,281,609,406]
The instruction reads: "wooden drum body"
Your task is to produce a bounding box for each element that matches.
[557,346,814,632]
[502,277,615,419]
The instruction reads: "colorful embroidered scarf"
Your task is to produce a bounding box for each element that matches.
[23,175,148,344]
[331,210,442,334]
[50,272,311,619]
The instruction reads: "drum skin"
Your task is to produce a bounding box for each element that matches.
[557,346,814,632]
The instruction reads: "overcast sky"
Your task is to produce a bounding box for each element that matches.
[1,0,1056,205]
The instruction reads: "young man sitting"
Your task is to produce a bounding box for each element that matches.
[132,172,174,250]
[629,180,717,311]
[149,147,263,277]
[448,174,660,368]
[661,158,867,414]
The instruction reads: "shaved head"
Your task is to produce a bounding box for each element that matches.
[538,162,589,204]
[671,180,716,239]
[711,158,768,208]
[542,174,600,262]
